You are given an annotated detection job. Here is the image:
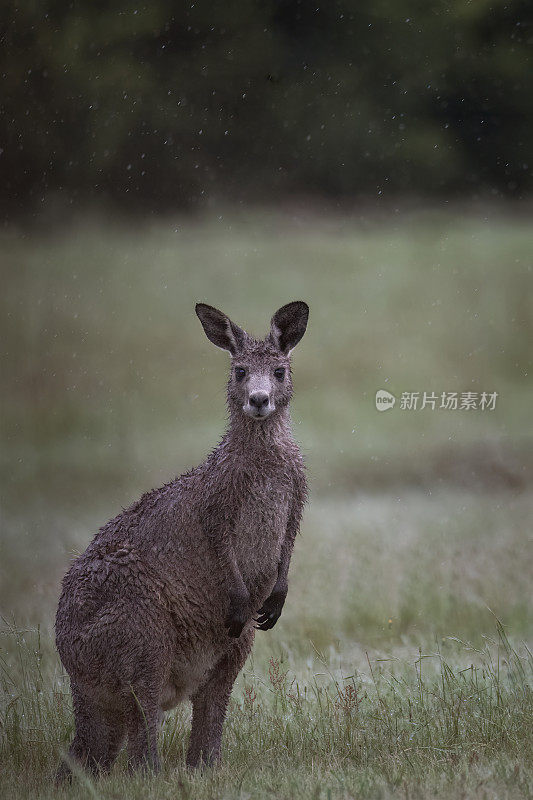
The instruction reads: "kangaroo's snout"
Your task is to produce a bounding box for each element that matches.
[249,391,269,409]
[245,388,273,419]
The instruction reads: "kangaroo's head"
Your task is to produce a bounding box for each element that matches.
[195,301,309,421]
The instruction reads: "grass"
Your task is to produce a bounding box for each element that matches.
[1,616,532,799]
[1,206,532,797]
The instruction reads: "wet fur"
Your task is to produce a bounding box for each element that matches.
[55,302,308,777]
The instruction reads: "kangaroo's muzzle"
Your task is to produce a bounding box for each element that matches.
[244,390,274,419]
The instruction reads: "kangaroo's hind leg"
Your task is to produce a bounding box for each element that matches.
[125,684,162,773]
[187,627,254,769]
[55,684,125,783]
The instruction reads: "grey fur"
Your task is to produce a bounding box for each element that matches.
[55,301,309,779]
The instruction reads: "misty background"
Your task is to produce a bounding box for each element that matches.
[1,4,533,797]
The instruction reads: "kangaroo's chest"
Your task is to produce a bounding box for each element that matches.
[233,476,291,586]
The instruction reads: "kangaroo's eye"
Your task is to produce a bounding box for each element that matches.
[235,367,246,381]
[274,367,285,381]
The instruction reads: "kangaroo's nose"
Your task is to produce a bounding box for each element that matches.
[249,391,269,409]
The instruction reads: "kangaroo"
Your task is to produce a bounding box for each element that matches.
[55,300,309,779]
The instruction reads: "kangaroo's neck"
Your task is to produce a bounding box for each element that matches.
[225,405,294,452]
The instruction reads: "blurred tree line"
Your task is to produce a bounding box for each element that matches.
[1,0,532,217]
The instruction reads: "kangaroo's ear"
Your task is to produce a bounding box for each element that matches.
[195,303,246,355]
[270,301,309,355]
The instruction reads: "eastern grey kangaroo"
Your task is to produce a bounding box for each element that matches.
[55,300,309,778]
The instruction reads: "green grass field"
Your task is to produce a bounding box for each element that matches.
[1,208,532,798]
